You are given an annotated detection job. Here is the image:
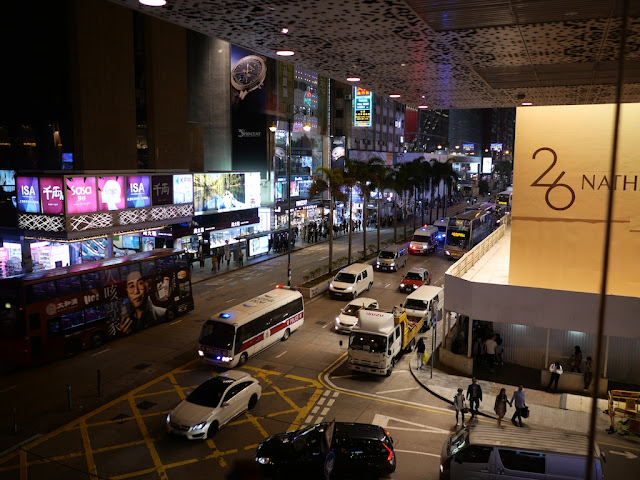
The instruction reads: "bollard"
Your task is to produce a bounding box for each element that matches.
[97,369,102,397]
[67,384,72,411]
[12,407,17,434]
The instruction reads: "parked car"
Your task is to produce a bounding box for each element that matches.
[334,297,379,333]
[399,267,432,293]
[256,422,396,478]
[166,370,261,440]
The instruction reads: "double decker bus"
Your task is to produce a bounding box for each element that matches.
[466,201,499,227]
[497,189,513,213]
[0,248,194,366]
[198,286,304,368]
[444,209,495,260]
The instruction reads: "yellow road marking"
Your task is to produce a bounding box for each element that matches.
[244,412,269,439]
[168,373,187,401]
[126,395,167,480]
[289,388,324,431]
[79,419,98,480]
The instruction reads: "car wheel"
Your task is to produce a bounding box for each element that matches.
[248,394,258,410]
[237,352,248,367]
[164,308,176,323]
[367,281,372,291]
[282,328,291,341]
[90,332,104,349]
[207,421,219,439]
[353,290,358,299]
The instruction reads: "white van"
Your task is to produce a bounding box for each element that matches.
[440,424,605,480]
[402,285,443,330]
[375,244,408,271]
[409,226,439,254]
[329,263,374,300]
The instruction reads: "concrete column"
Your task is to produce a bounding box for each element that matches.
[545,328,550,368]
[467,317,473,358]
[603,336,610,378]
[105,235,114,258]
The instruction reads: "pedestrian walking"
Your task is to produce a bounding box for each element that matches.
[495,333,504,365]
[225,248,231,268]
[571,345,583,372]
[453,388,467,427]
[416,337,426,370]
[466,377,482,418]
[217,249,222,269]
[546,361,563,393]
[484,335,498,366]
[199,251,205,268]
[211,253,218,273]
[510,385,526,427]
[238,248,244,267]
[472,336,484,366]
[494,388,509,426]
[583,356,593,391]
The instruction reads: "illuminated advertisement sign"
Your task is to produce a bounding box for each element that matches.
[126,175,151,208]
[40,177,65,214]
[193,172,261,215]
[66,177,97,214]
[490,143,503,152]
[482,157,493,175]
[17,176,40,213]
[151,175,173,205]
[98,176,126,211]
[353,87,373,127]
[463,143,474,152]
[173,174,193,205]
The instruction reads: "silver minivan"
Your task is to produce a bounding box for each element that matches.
[375,244,408,271]
[440,424,605,480]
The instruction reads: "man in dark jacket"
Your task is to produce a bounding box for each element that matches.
[466,377,483,418]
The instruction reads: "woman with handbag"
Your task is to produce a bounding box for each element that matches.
[453,388,468,427]
[494,388,509,426]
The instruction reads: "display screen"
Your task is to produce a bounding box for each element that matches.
[66,177,97,214]
[98,176,126,211]
[354,87,373,127]
[151,175,173,205]
[490,143,503,152]
[482,157,493,174]
[126,175,151,208]
[193,172,261,215]
[173,174,193,204]
[16,176,40,213]
[40,177,65,214]
[122,235,140,249]
[463,144,474,152]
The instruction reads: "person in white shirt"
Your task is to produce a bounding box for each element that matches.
[547,361,563,393]
[484,335,498,365]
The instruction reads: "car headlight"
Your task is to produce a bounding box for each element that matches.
[256,457,271,465]
[191,422,207,431]
[376,262,380,266]
[197,349,204,357]
[329,283,334,289]
[413,285,418,289]
[400,283,405,288]
[335,317,340,323]
[390,262,395,266]
[346,286,353,291]
[445,250,450,255]
[221,356,233,362]
[166,413,172,423]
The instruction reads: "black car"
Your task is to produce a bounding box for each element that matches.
[255,422,396,478]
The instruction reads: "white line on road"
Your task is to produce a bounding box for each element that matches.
[170,320,182,325]
[91,348,110,357]
[376,387,420,395]
[322,323,329,329]
[331,375,354,379]
[321,407,330,416]
[275,351,287,358]
[225,298,237,303]
[323,390,331,396]
[0,385,16,393]
[318,256,328,261]
[312,406,319,414]
[305,415,314,424]
[327,399,335,406]
[384,283,391,288]
[317,397,326,405]
[395,449,441,458]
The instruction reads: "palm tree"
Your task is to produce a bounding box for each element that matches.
[371,162,394,253]
[441,158,459,218]
[408,158,426,232]
[394,162,413,242]
[342,165,357,264]
[430,159,447,221]
[419,160,433,226]
[308,167,346,275]
[349,158,384,260]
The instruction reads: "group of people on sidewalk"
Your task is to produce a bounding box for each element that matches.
[452,378,528,428]
[546,345,594,393]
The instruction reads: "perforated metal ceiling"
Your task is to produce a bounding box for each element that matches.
[110,0,640,109]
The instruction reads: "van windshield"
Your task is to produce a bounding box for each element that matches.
[199,320,235,349]
[448,429,468,456]
[378,251,396,259]
[349,333,387,353]
[412,235,431,242]
[335,273,356,283]
[404,299,428,310]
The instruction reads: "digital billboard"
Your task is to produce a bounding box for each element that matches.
[463,143,474,152]
[151,175,173,206]
[354,87,373,127]
[491,143,503,152]
[66,177,97,214]
[482,157,493,174]
[97,176,126,211]
[173,174,193,205]
[193,172,261,215]
[126,175,151,208]
[40,177,65,214]
[16,176,40,213]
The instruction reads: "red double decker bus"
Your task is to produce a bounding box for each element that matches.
[0,248,194,366]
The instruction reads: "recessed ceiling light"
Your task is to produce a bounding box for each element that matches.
[276,50,295,56]
[346,77,360,82]
[418,105,429,109]
[139,0,166,5]
[401,63,406,67]
[521,102,533,106]
[390,94,401,98]
[281,27,289,34]
[421,95,426,99]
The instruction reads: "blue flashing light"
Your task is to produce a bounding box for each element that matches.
[220,313,231,318]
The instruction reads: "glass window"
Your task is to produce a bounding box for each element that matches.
[82,271,104,290]
[457,446,492,463]
[174,255,188,270]
[55,277,75,297]
[499,450,545,474]
[59,311,84,331]
[85,305,107,324]
[156,257,174,275]
[104,267,120,285]
[48,318,61,335]
[140,260,155,278]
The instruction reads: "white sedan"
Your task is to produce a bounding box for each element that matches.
[334,297,379,333]
[166,370,261,440]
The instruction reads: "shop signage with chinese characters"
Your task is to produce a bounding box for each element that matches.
[40,177,65,214]
[65,177,97,214]
[353,87,373,127]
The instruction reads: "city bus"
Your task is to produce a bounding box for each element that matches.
[465,201,498,227]
[497,189,513,213]
[444,209,495,260]
[198,286,304,368]
[0,248,194,366]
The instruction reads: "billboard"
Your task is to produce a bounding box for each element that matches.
[126,175,151,208]
[490,143,503,152]
[173,174,193,205]
[40,177,65,214]
[193,172,260,215]
[354,87,373,127]
[65,177,97,214]
[151,175,173,206]
[482,157,493,174]
[97,176,126,211]
[463,143,474,152]
[16,176,40,213]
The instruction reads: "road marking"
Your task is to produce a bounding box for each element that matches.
[318,256,328,260]
[305,415,314,424]
[377,387,420,395]
[331,375,354,379]
[91,349,110,357]
[609,450,638,460]
[323,391,331,396]
[384,283,391,288]
[317,397,326,405]
[322,323,329,328]
[225,298,237,303]
[373,414,451,434]
[395,449,440,458]
[275,351,287,358]
[312,406,319,414]
[169,320,182,325]
[0,385,16,393]
[327,399,335,406]
[321,407,330,416]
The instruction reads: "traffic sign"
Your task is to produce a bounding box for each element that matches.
[324,451,335,478]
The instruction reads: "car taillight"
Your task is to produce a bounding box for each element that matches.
[383,442,393,462]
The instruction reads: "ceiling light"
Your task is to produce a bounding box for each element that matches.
[281,27,289,34]
[303,123,311,132]
[401,63,406,67]
[418,105,429,109]
[390,94,401,98]
[269,124,278,133]
[346,77,360,82]
[138,0,166,5]
[521,102,533,106]
[276,50,295,56]
[421,95,426,99]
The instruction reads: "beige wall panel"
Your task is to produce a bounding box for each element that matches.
[71,0,137,170]
[146,17,189,170]
[509,104,640,296]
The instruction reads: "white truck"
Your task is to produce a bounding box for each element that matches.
[345,307,424,376]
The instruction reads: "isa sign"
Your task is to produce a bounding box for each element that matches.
[40,177,65,214]
[17,176,40,213]
[66,177,97,214]
[126,175,151,208]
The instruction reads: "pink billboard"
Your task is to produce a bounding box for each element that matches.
[65,177,97,214]
[40,177,65,215]
[97,176,126,211]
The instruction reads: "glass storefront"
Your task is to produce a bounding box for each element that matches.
[0,242,22,277]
